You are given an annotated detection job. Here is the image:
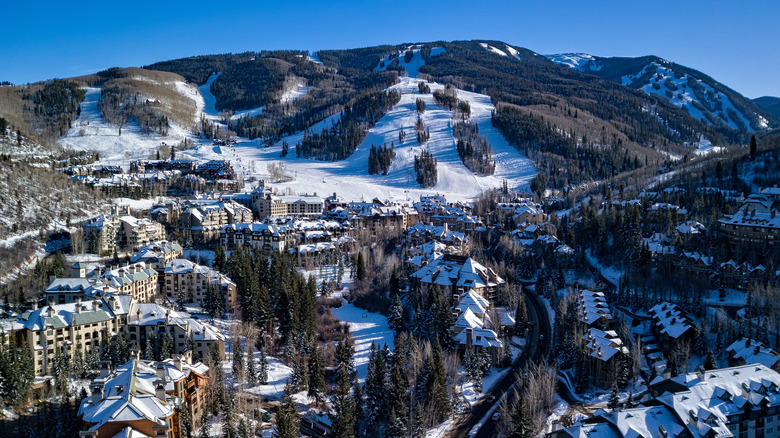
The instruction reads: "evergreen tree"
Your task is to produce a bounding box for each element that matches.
[331,363,356,438]
[259,347,269,384]
[237,418,250,438]
[388,294,404,334]
[509,390,531,438]
[246,344,257,385]
[607,380,620,411]
[308,348,326,407]
[364,343,387,429]
[387,408,407,438]
[180,403,193,438]
[232,337,244,382]
[275,380,300,438]
[222,389,236,438]
[356,252,366,281]
[705,350,717,370]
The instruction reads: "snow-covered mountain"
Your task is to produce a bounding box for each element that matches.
[547,53,776,131]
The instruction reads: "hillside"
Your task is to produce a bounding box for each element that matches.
[755,96,780,119]
[548,53,776,132]
[0,159,105,280]
[58,67,201,164]
[181,75,536,201]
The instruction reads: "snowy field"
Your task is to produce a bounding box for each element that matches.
[184,75,536,202]
[58,84,199,167]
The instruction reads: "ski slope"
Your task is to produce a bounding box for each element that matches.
[184,76,536,202]
[59,84,197,166]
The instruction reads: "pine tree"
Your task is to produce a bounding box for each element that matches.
[222,389,236,438]
[180,403,193,438]
[607,380,620,411]
[237,418,249,438]
[705,349,717,370]
[356,252,366,281]
[246,344,257,385]
[308,348,326,407]
[331,363,356,438]
[389,337,408,426]
[232,337,244,382]
[387,408,407,438]
[388,294,404,334]
[258,348,269,385]
[364,343,387,429]
[275,380,300,438]
[509,390,531,438]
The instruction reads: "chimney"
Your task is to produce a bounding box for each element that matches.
[49,274,56,284]
[90,381,105,404]
[76,302,82,314]
[173,355,184,371]
[156,363,166,380]
[79,431,98,438]
[696,366,705,381]
[154,381,166,401]
[466,328,473,347]
[103,286,109,295]
[109,296,117,311]
[663,368,672,379]
[755,346,761,355]
[31,301,38,310]
[48,306,55,318]
[92,300,99,311]
[99,361,111,378]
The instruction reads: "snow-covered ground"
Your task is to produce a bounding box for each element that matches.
[58,61,535,202]
[59,83,199,168]
[546,53,595,70]
[184,76,536,202]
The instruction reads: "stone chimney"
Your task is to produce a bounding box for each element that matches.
[31,301,38,310]
[663,368,672,380]
[696,365,705,381]
[108,296,117,311]
[154,381,166,401]
[173,355,184,372]
[156,363,166,380]
[92,300,99,311]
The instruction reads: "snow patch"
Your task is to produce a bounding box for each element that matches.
[479,42,507,57]
[546,53,595,71]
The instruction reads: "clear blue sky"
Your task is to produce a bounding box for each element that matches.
[2,0,778,98]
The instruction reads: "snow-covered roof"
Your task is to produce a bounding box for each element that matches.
[653,364,780,438]
[79,359,176,432]
[583,328,628,362]
[726,338,780,368]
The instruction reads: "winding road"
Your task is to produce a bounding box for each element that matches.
[449,287,552,438]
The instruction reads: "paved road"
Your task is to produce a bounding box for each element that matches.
[449,288,552,438]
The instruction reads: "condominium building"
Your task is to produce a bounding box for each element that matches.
[164,259,237,310]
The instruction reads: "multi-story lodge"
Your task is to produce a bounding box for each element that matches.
[164,259,237,310]
[83,206,166,255]
[219,222,296,254]
[550,364,780,438]
[719,193,780,262]
[179,199,253,243]
[1,293,224,377]
[582,328,629,389]
[102,262,159,303]
[252,191,325,220]
[648,302,694,350]
[411,254,505,302]
[79,359,181,438]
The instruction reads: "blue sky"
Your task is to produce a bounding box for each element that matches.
[1,0,778,98]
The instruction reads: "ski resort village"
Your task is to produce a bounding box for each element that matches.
[1,36,780,438]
